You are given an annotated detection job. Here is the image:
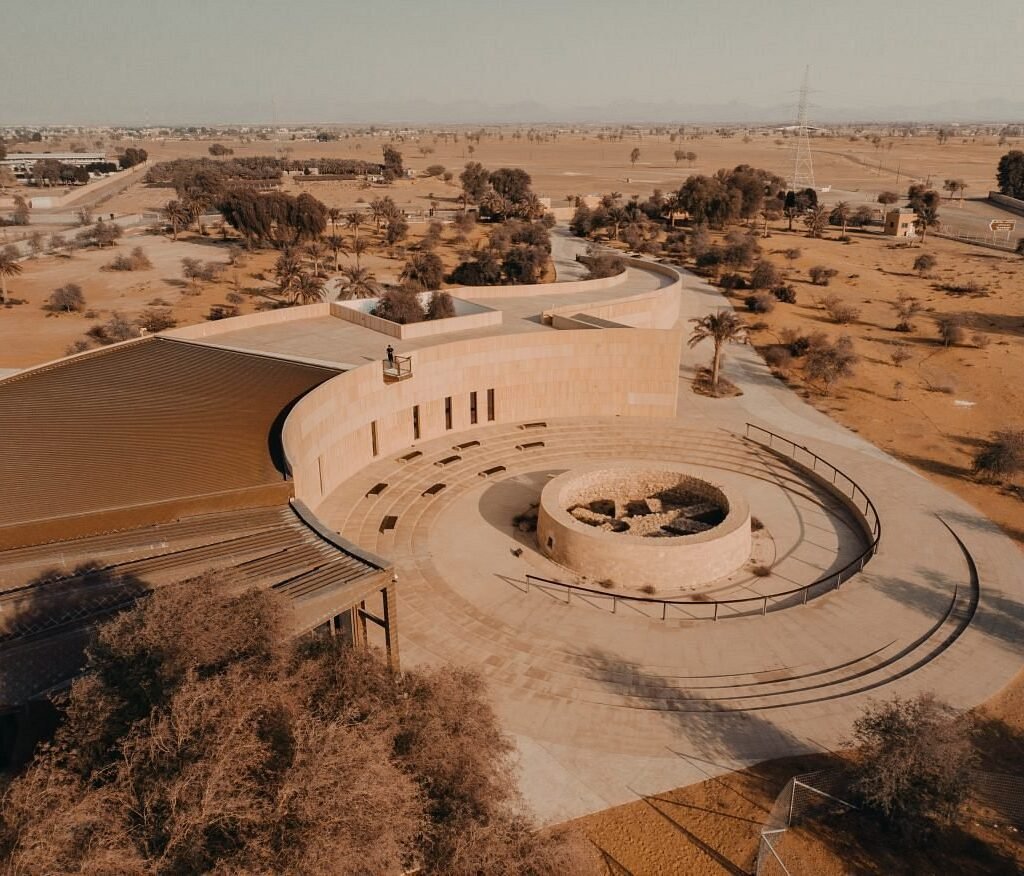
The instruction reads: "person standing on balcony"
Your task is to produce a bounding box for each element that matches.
[386,345,395,369]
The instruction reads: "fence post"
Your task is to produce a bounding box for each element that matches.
[662,601,667,621]
[612,596,617,614]
[566,587,571,605]
[713,602,719,621]
[803,587,809,605]
[762,596,768,616]
[788,780,797,825]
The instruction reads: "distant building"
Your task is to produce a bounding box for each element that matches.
[2,152,108,179]
[884,208,917,238]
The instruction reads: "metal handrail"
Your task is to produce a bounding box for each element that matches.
[521,423,882,621]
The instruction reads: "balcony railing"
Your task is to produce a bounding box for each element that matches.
[383,355,412,383]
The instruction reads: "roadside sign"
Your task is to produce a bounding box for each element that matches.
[990,219,1016,232]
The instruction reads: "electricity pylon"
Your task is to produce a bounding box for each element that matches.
[790,66,816,192]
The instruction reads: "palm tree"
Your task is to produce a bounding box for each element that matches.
[803,205,829,239]
[914,205,941,242]
[688,309,746,391]
[327,207,342,236]
[274,251,302,297]
[162,200,190,241]
[832,201,851,236]
[304,239,328,275]
[291,272,326,305]
[345,210,365,242]
[0,247,23,306]
[607,206,629,240]
[336,266,380,300]
[325,235,348,272]
[350,237,369,270]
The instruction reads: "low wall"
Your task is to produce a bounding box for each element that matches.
[330,297,502,340]
[24,161,152,211]
[167,303,330,340]
[988,191,1024,217]
[282,327,683,510]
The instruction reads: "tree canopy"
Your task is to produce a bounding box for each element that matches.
[217,189,328,248]
[0,580,588,875]
[996,150,1024,199]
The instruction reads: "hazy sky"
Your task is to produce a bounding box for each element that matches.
[2,0,1022,124]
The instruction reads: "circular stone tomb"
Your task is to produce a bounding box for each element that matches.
[536,463,751,591]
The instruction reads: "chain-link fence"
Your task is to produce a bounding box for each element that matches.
[756,768,1024,875]
[756,769,856,875]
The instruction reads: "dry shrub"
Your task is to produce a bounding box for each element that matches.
[751,564,772,577]
[512,505,538,532]
[972,430,1024,482]
[804,335,858,395]
[764,346,793,372]
[745,292,775,314]
[936,315,966,347]
[135,307,177,333]
[809,265,838,286]
[772,284,797,304]
[822,294,861,325]
[890,343,912,368]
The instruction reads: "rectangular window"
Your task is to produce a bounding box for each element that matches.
[444,396,453,430]
[469,391,478,425]
[370,420,379,457]
[412,405,421,440]
[486,388,495,422]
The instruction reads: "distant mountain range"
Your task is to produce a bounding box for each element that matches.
[9,97,1024,128]
[258,97,1024,127]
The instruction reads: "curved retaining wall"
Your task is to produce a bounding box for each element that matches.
[449,268,628,300]
[282,327,683,510]
[536,463,751,591]
[542,259,682,330]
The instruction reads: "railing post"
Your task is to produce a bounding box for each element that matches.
[803,587,809,605]
[713,602,719,621]
[662,601,667,621]
[762,596,768,616]
[566,587,571,605]
[612,596,617,614]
